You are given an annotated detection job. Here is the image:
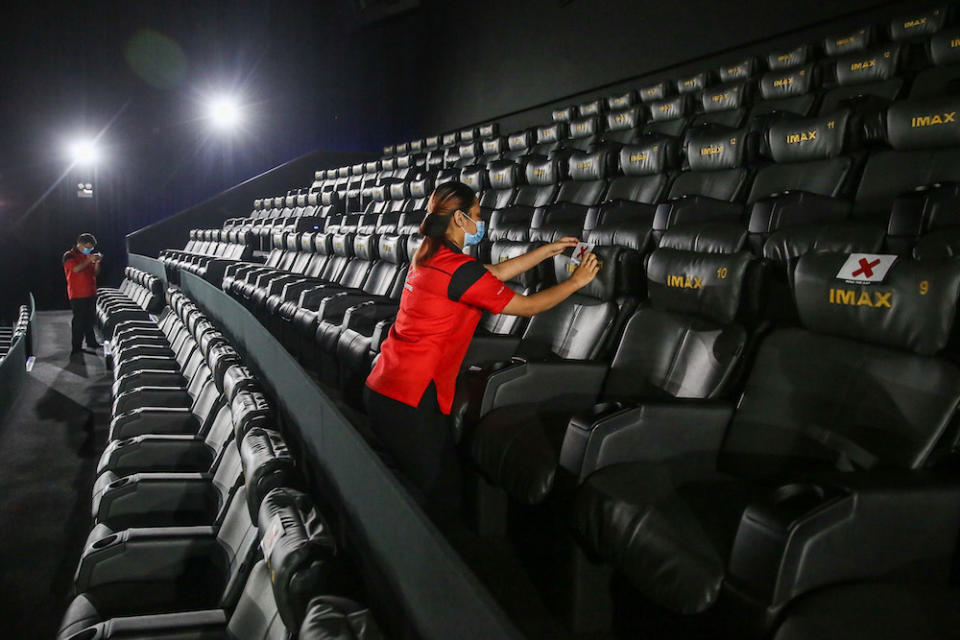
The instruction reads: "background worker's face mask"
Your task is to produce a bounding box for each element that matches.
[80,246,94,255]
[459,212,485,247]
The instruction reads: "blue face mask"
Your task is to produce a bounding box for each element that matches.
[80,247,93,255]
[461,214,485,247]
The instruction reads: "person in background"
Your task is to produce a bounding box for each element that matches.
[63,233,103,355]
[364,181,599,525]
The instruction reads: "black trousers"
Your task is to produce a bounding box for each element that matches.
[70,296,98,350]
[363,381,462,525]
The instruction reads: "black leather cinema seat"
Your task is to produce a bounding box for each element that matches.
[571,253,960,632]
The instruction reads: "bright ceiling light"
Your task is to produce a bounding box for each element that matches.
[67,138,101,166]
[207,95,243,130]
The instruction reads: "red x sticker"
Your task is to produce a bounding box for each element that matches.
[836,254,897,283]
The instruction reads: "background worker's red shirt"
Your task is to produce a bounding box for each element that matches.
[366,243,516,414]
[62,248,98,299]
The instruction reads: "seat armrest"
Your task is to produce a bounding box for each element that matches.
[98,435,211,475]
[298,284,340,310]
[318,293,389,321]
[462,334,522,367]
[112,387,192,415]
[479,360,608,415]
[94,472,220,530]
[112,370,186,396]
[562,400,735,480]
[77,609,228,639]
[109,407,196,440]
[729,469,960,611]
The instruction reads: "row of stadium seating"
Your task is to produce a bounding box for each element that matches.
[56,268,382,639]
[0,303,31,363]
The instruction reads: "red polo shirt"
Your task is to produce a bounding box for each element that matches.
[63,248,98,299]
[366,243,516,414]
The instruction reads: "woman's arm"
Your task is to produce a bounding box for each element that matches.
[485,237,578,281]
[72,256,95,273]
[500,252,599,317]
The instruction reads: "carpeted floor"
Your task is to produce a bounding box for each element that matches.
[0,311,111,639]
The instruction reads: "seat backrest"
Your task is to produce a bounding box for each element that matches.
[750,61,819,119]
[644,94,692,138]
[721,252,960,476]
[602,248,755,401]
[910,26,960,98]
[818,43,905,115]
[670,125,753,202]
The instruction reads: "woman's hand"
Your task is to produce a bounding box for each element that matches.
[542,237,579,258]
[570,252,600,288]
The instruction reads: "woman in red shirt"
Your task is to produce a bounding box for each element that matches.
[364,181,599,522]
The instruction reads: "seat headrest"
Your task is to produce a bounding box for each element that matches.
[258,487,338,633]
[567,149,610,181]
[458,141,479,159]
[794,252,960,355]
[231,390,275,440]
[380,157,395,172]
[607,91,637,111]
[369,185,387,203]
[460,165,487,192]
[491,241,543,288]
[552,106,575,122]
[321,191,339,207]
[767,108,851,163]
[702,81,749,113]
[537,123,566,144]
[425,135,440,149]
[351,163,364,176]
[507,129,533,150]
[481,136,505,156]
[579,99,604,116]
[824,26,873,57]
[395,154,413,169]
[363,160,380,173]
[719,58,756,82]
[569,116,600,139]
[619,138,673,176]
[759,63,815,99]
[307,192,319,207]
[890,5,948,42]
[554,245,623,300]
[648,95,689,122]
[337,166,350,179]
[607,106,642,131]
[331,233,355,257]
[677,72,709,95]
[658,221,748,254]
[639,81,671,103]
[325,169,338,180]
[886,95,960,150]
[442,132,458,146]
[314,232,334,255]
[240,427,297,520]
[929,26,960,65]
[388,181,408,201]
[409,139,423,153]
[378,234,403,265]
[409,176,433,199]
[222,364,261,402]
[525,157,559,185]
[299,596,383,640]
[479,123,499,138]
[686,126,749,170]
[835,44,901,86]
[647,248,752,324]
[488,160,518,189]
[353,234,378,261]
[767,44,810,70]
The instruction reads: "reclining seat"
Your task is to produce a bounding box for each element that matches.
[565,116,603,153]
[603,104,644,146]
[246,232,320,314]
[692,71,753,129]
[853,94,960,257]
[58,485,335,640]
[911,25,960,98]
[528,149,613,244]
[817,42,906,116]
[643,94,693,139]
[528,122,568,161]
[502,129,535,161]
[748,46,820,125]
[450,225,642,443]
[571,253,960,632]
[487,158,560,247]
[221,232,287,298]
[478,131,506,165]
[232,231,299,303]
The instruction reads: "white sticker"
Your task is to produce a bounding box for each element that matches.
[260,514,285,560]
[836,254,897,283]
[571,242,595,265]
[103,341,113,356]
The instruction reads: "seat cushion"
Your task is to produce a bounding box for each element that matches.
[572,461,759,614]
[57,594,103,639]
[469,403,573,505]
[775,583,960,640]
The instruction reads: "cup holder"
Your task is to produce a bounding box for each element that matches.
[91,534,119,550]
[109,477,132,489]
[589,401,624,418]
[771,483,826,513]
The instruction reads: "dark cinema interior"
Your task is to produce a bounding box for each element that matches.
[3,0,960,638]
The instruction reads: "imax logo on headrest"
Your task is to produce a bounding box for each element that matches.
[682,78,698,86]
[904,17,927,29]
[629,152,649,162]
[835,36,855,46]
[773,76,794,87]
[711,92,730,102]
[829,288,892,308]
[912,112,956,127]
[643,88,659,96]
[666,274,702,289]
[786,130,818,144]
[658,104,673,112]
[615,113,628,122]
[700,144,724,156]
[576,161,593,170]
[575,123,588,131]
[533,169,547,176]
[727,65,745,74]
[850,59,876,71]
[952,38,960,48]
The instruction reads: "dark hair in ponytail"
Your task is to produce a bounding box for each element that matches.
[412,181,478,268]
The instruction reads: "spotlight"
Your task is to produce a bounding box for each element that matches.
[67,138,101,166]
[207,95,243,130]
